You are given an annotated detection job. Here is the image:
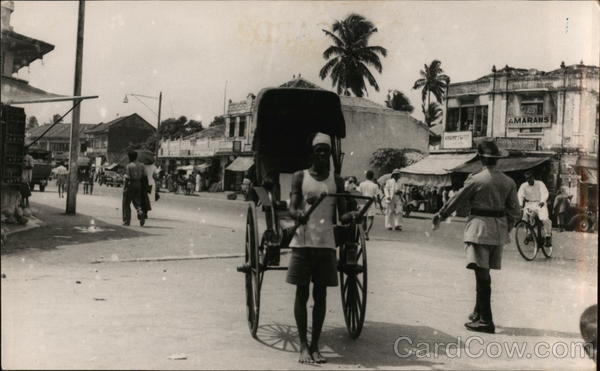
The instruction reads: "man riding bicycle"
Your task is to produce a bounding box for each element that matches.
[517,170,552,247]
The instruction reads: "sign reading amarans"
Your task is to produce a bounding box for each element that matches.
[506,115,552,128]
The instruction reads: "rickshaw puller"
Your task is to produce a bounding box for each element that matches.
[432,140,521,334]
[287,132,356,364]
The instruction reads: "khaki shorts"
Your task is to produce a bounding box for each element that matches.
[286,248,338,287]
[465,243,503,270]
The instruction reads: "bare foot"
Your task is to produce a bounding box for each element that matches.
[310,349,327,364]
[298,344,314,364]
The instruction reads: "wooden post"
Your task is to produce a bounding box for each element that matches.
[66,0,85,215]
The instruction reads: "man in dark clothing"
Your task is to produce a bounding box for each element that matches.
[432,140,521,334]
[122,151,146,226]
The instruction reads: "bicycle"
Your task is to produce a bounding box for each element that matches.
[514,205,552,261]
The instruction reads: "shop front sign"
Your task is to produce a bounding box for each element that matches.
[494,137,539,151]
[443,131,472,149]
[506,115,552,128]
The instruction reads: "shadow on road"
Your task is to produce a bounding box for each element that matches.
[2,203,150,255]
[256,321,455,368]
[495,326,581,338]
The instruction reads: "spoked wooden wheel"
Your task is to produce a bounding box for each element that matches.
[244,203,263,338]
[339,224,368,339]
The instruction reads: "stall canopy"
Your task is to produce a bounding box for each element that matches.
[452,156,552,173]
[1,76,98,105]
[397,153,478,187]
[226,156,254,172]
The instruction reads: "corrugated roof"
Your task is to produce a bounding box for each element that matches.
[85,113,150,134]
[27,123,96,139]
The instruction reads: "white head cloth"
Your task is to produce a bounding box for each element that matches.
[312,132,332,147]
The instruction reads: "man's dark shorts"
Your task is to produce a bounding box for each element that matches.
[286,248,338,287]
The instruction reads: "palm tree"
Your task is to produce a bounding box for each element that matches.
[412,60,450,109]
[319,14,387,97]
[422,102,443,127]
[385,90,414,113]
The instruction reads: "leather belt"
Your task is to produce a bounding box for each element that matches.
[470,209,505,218]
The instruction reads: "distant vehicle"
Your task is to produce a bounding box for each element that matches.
[563,203,597,233]
[102,170,124,187]
[28,148,52,191]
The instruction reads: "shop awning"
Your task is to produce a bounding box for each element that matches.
[226,156,254,172]
[401,153,478,175]
[105,163,120,171]
[452,156,551,173]
[177,165,194,171]
[1,76,98,104]
[392,153,478,187]
[195,163,210,172]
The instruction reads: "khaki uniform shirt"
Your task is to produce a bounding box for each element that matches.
[438,166,521,246]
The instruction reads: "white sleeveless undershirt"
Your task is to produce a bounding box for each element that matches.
[290,169,337,249]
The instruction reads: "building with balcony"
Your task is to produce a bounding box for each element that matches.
[85,113,155,164]
[441,63,599,210]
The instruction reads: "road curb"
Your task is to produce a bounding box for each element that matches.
[91,253,245,264]
[4,217,44,237]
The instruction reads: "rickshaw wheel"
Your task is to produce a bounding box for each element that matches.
[244,202,262,338]
[339,224,368,339]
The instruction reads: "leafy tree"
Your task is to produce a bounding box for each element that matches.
[385,90,414,113]
[412,59,450,109]
[370,148,424,176]
[209,115,225,127]
[158,116,204,139]
[319,13,387,97]
[422,102,443,127]
[26,116,39,130]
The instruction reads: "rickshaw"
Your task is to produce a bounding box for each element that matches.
[236,88,373,340]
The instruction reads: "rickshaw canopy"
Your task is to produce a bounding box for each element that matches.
[251,88,346,179]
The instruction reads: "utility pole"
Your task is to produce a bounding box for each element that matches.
[66,0,85,215]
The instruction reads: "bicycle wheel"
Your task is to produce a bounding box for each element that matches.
[515,220,538,261]
[540,223,553,258]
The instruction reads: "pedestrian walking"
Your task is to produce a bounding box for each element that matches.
[432,140,521,334]
[287,132,355,364]
[358,170,380,240]
[143,163,159,217]
[383,169,403,230]
[53,162,68,198]
[518,170,553,247]
[122,151,146,226]
[195,172,201,192]
[22,149,34,190]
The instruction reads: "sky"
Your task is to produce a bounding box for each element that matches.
[8,0,600,126]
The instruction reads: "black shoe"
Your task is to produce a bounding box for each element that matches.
[139,217,145,226]
[465,320,495,334]
[468,312,480,322]
[544,237,552,247]
[394,226,402,231]
[122,222,130,226]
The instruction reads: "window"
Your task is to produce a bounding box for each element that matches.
[520,102,543,115]
[50,142,69,152]
[228,120,236,137]
[238,117,246,137]
[446,105,487,136]
[474,106,488,137]
[446,108,459,132]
